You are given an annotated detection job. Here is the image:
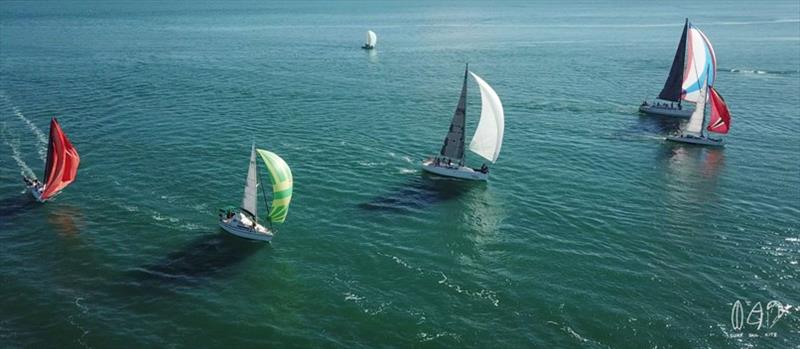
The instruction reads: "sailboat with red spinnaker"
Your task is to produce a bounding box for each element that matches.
[23,118,80,202]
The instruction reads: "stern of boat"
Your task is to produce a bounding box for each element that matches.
[29,185,46,203]
[219,212,274,242]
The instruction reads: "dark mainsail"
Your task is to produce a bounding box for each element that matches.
[658,19,688,102]
[439,65,468,163]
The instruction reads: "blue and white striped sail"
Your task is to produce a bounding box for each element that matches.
[682,25,717,103]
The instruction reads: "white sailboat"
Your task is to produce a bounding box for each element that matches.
[666,85,731,146]
[422,65,504,181]
[640,19,717,118]
[219,144,293,242]
[362,30,377,49]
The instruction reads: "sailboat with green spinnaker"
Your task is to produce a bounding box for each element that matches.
[219,144,293,242]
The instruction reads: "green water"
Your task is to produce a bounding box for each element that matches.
[1,1,798,348]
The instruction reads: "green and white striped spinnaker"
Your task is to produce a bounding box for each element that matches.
[256,149,293,223]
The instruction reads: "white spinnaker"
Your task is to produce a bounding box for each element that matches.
[468,72,504,163]
[684,86,707,135]
[241,144,258,217]
[682,27,712,103]
[367,30,377,46]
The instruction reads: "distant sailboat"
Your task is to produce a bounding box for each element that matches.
[23,118,80,202]
[640,19,717,118]
[666,85,731,146]
[219,144,293,242]
[362,30,377,49]
[422,65,504,181]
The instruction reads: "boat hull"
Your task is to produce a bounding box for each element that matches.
[361,45,374,50]
[639,104,693,118]
[666,134,725,146]
[28,185,48,203]
[421,160,488,181]
[219,214,273,242]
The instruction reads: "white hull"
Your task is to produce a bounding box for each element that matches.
[639,104,693,118]
[219,212,273,242]
[421,159,488,181]
[666,134,725,146]
[28,185,48,203]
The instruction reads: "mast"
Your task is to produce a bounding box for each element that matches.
[658,18,688,103]
[42,118,56,183]
[439,64,468,165]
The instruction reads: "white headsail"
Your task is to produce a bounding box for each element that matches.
[241,144,258,218]
[468,72,504,163]
[366,30,377,47]
[684,86,707,135]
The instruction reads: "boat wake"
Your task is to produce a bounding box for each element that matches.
[12,107,47,162]
[1,122,36,179]
[379,252,500,307]
[723,68,799,76]
[417,331,461,343]
[398,168,417,174]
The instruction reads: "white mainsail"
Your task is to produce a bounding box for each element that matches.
[366,30,377,47]
[468,72,504,163]
[684,86,707,136]
[241,144,258,218]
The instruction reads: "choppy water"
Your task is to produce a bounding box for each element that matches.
[1,1,799,348]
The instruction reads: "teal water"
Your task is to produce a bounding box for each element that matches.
[1,1,799,348]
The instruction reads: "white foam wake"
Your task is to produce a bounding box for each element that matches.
[1,91,48,162]
[13,106,48,162]
[1,122,36,179]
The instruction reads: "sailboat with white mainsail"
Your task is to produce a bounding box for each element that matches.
[362,30,377,50]
[23,118,80,202]
[666,85,731,146]
[219,144,293,242]
[422,64,504,181]
[639,19,717,118]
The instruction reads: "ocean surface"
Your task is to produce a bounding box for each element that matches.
[1,1,799,348]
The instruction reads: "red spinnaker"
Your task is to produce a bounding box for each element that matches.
[707,87,731,134]
[41,118,80,200]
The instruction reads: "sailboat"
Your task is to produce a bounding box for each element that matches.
[422,65,504,181]
[219,144,293,242]
[362,30,377,49]
[666,85,731,146]
[639,19,717,118]
[23,118,80,202]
